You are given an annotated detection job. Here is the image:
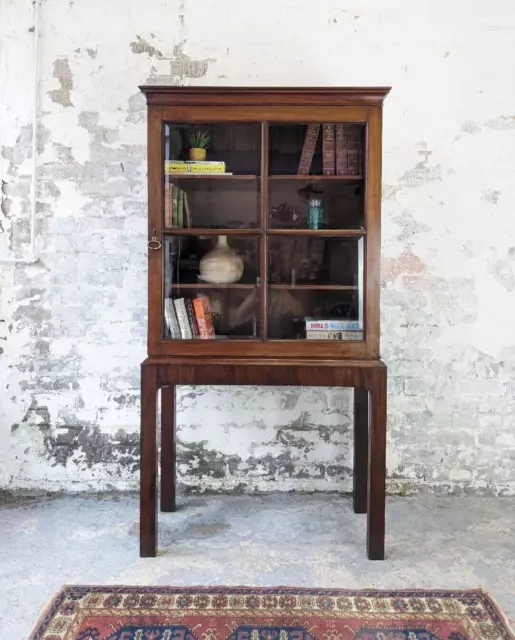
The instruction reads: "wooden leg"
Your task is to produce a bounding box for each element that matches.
[160,385,176,512]
[353,387,369,514]
[367,367,387,560]
[140,363,158,558]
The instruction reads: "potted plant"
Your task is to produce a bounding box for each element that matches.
[188,129,211,161]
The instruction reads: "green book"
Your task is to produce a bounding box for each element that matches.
[177,189,184,228]
[172,186,178,227]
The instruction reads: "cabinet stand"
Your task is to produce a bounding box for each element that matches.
[140,357,387,560]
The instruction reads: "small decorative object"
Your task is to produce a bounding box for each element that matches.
[271,202,301,228]
[308,189,324,229]
[188,128,211,161]
[199,235,244,284]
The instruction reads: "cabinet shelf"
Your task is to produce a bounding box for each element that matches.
[269,174,363,181]
[162,228,260,235]
[270,284,358,291]
[171,283,257,289]
[267,228,366,236]
[167,174,258,181]
[162,228,365,236]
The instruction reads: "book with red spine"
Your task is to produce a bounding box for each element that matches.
[297,124,320,175]
[193,295,215,339]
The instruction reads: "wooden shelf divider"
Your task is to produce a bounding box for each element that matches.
[167,174,259,180]
[270,284,358,290]
[269,174,363,181]
[171,283,257,290]
[162,228,261,235]
[267,228,366,236]
[162,228,365,236]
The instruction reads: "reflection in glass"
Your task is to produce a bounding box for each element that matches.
[267,236,364,341]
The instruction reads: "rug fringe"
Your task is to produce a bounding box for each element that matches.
[27,586,66,640]
[478,588,515,639]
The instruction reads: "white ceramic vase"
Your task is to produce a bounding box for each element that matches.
[199,235,244,284]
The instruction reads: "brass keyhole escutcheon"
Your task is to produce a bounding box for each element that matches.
[148,229,162,251]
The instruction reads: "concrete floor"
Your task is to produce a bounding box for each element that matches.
[1,494,514,638]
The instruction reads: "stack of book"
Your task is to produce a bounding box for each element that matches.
[164,184,191,228]
[164,295,216,340]
[165,161,231,175]
[297,124,363,176]
[304,317,363,340]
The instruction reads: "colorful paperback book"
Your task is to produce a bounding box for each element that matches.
[173,298,193,339]
[185,299,199,338]
[304,318,363,331]
[193,295,215,339]
[164,298,180,339]
[306,330,364,340]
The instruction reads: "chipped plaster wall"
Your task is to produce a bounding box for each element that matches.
[1,0,515,495]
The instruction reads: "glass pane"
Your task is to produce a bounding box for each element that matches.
[267,235,364,340]
[163,123,261,229]
[164,177,260,230]
[163,235,260,340]
[269,123,365,177]
[269,177,363,230]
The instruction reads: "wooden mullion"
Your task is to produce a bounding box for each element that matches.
[259,121,269,340]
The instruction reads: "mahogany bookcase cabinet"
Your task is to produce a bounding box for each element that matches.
[139,86,390,560]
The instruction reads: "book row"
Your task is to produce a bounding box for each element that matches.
[165,303,363,341]
[298,124,364,176]
[164,184,192,228]
[164,295,215,339]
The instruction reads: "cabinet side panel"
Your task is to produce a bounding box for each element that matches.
[364,107,383,358]
[148,107,165,354]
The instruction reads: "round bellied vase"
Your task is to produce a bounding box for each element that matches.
[199,235,244,284]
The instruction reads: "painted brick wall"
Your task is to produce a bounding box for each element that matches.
[1,0,515,495]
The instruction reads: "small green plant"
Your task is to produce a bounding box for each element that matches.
[189,129,211,149]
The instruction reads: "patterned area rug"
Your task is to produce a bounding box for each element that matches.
[29,586,514,640]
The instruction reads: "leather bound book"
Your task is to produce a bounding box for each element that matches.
[348,125,362,175]
[358,126,365,175]
[297,124,320,174]
[336,124,349,176]
[322,124,335,175]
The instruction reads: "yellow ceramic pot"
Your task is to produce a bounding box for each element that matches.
[189,148,207,161]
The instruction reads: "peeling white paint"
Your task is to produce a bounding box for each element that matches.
[1,0,515,495]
